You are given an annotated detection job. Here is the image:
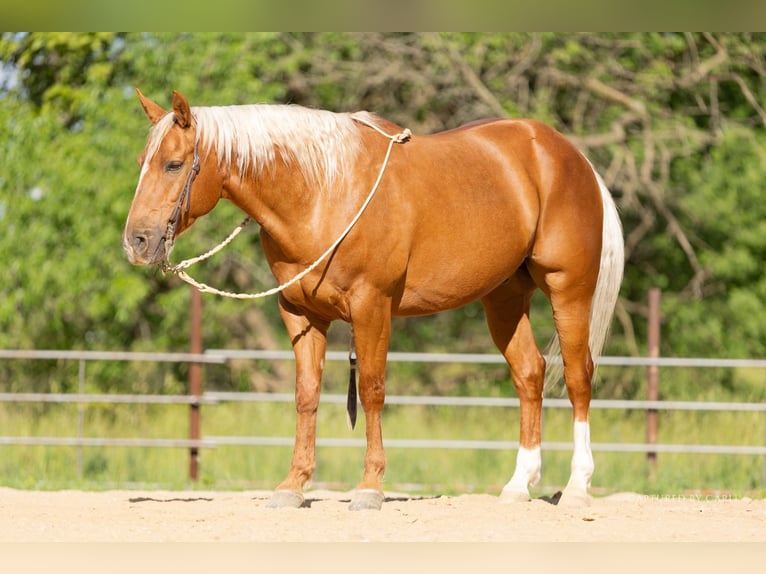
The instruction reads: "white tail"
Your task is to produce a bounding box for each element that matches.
[544,165,624,391]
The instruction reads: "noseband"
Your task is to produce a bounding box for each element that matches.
[162,138,200,271]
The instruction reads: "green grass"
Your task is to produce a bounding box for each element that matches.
[0,363,764,496]
[1,397,764,497]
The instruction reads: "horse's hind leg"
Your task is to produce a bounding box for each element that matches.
[481,269,546,503]
[537,269,598,507]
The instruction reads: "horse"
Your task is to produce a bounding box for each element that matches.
[123,90,624,511]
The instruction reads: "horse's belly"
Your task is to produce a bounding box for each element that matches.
[394,250,525,316]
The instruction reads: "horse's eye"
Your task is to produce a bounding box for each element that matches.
[165,160,184,173]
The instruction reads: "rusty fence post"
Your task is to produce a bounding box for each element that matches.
[647,288,661,481]
[189,286,203,481]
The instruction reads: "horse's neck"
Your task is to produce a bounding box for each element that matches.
[215,119,380,265]
[223,164,338,263]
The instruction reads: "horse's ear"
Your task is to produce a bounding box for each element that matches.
[136,88,167,125]
[172,90,193,129]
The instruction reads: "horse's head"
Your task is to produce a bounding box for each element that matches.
[123,89,221,267]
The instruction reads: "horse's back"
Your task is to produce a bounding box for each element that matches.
[393,116,601,242]
[373,117,604,315]
[429,117,606,253]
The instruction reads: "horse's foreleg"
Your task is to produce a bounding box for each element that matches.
[348,305,392,511]
[267,298,329,509]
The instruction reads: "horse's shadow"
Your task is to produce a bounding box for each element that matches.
[537,491,563,505]
[129,496,214,504]
[252,493,443,509]
[250,491,563,508]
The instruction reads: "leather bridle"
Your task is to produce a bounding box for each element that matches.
[162,138,200,271]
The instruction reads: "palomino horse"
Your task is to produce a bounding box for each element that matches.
[123,90,623,511]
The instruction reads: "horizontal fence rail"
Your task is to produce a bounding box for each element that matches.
[1,349,765,478]
[0,393,217,405]
[0,349,227,364]
[204,391,766,412]
[3,392,766,454]
[207,348,766,368]
[0,436,215,448]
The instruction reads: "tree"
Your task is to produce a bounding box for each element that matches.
[1,33,764,398]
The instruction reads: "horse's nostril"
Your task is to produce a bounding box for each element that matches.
[133,233,148,254]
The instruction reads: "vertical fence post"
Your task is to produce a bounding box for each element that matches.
[77,358,86,480]
[647,288,661,481]
[189,286,203,481]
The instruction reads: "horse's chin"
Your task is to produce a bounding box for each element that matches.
[146,239,170,267]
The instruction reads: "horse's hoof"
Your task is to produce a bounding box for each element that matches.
[557,488,592,508]
[266,489,305,509]
[349,489,384,511]
[498,488,532,504]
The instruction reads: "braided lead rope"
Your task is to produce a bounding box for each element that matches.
[165,117,411,299]
[170,216,252,271]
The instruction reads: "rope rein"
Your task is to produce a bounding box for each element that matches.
[162,115,412,299]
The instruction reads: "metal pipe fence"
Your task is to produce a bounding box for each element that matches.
[1,349,765,480]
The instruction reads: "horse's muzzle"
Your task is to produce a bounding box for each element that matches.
[123,227,167,266]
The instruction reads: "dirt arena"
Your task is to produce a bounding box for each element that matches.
[1,487,763,542]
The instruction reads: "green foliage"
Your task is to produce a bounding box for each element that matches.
[1,32,765,406]
[667,128,766,356]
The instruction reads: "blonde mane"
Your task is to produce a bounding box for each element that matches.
[145,104,369,192]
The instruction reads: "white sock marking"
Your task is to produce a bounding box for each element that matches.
[567,421,594,491]
[503,446,541,497]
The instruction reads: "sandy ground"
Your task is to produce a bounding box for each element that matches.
[1,487,764,543]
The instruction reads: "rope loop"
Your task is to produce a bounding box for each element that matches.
[394,128,412,143]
